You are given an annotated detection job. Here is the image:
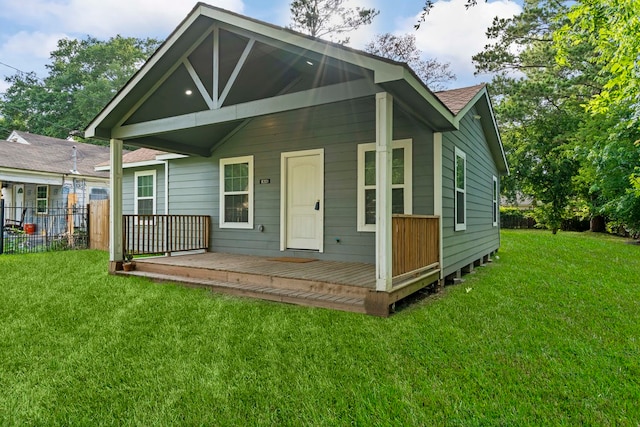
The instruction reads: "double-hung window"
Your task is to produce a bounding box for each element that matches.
[36,185,48,214]
[492,175,498,227]
[134,170,156,215]
[220,155,254,229]
[357,139,412,232]
[454,147,467,231]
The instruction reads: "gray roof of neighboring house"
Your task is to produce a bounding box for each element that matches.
[0,131,111,178]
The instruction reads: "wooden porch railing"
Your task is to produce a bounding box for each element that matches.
[123,215,210,256]
[392,214,440,278]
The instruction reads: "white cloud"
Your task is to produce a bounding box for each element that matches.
[3,31,67,59]
[1,0,245,39]
[399,0,522,87]
[0,31,68,84]
[0,0,245,83]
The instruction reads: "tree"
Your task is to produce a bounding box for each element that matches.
[554,0,640,235]
[0,35,161,140]
[555,0,640,127]
[473,0,594,233]
[289,0,379,44]
[364,33,456,90]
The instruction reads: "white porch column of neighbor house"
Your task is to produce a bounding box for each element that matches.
[109,138,124,272]
[433,132,444,281]
[375,92,394,292]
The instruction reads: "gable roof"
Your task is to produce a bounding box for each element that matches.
[436,84,508,174]
[0,131,111,179]
[84,2,457,153]
[435,84,486,115]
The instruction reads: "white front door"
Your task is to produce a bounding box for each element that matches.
[281,149,324,252]
[14,184,24,221]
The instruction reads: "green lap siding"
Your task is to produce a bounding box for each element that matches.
[154,96,434,264]
[442,107,500,277]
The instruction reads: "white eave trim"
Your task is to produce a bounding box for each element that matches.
[95,159,166,172]
[156,153,188,160]
[95,152,187,171]
[401,68,456,126]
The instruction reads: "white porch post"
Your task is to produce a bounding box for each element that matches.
[109,138,124,272]
[433,132,444,280]
[375,92,393,292]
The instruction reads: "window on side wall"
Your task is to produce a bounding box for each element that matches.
[36,185,48,214]
[493,176,498,227]
[220,155,254,229]
[357,139,412,232]
[454,147,467,231]
[135,170,156,215]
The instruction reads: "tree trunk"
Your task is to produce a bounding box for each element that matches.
[590,215,606,233]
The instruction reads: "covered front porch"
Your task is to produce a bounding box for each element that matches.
[121,213,440,316]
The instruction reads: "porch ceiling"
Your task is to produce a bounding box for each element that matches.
[124,120,245,157]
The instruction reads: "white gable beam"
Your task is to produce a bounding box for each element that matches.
[184,59,215,109]
[218,38,255,107]
[112,79,376,140]
[213,26,220,108]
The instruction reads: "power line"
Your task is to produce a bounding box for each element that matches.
[0,61,45,82]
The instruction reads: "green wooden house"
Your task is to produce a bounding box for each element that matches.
[86,3,508,315]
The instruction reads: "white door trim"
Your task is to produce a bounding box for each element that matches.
[280,148,324,252]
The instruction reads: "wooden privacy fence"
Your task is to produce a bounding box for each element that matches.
[123,214,210,256]
[89,200,110,251]
[392,214,439,278]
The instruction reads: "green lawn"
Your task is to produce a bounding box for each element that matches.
[1,230,639,426]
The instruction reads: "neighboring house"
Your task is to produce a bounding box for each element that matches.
[95,147,184,216]
[0,130,112,230]
[86,3,508,311]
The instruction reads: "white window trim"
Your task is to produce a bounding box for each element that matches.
[493,175,499,227]
[357,139,412,232]
[454,147,467,231]
[36,185,48,214]
[219,155,254,229]
[134,170,156,215]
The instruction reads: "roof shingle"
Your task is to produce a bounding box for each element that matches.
[0,131,112,178]
[434,84,486,115]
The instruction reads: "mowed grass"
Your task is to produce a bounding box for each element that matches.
[1,230,639,426]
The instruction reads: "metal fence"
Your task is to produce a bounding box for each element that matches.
[1,199,88,255]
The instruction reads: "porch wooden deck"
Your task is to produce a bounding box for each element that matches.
[120,252,377,314]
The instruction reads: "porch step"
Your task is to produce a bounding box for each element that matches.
[120,270,367,314]
[133,259,370,298]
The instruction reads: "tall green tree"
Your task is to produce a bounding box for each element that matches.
[288,0,379,44]
[0,35,160,140]
[364,33,456,90]
[553,0,640,235]
[473,0,597,233]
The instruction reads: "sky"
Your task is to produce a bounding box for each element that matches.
[0,0,522,94]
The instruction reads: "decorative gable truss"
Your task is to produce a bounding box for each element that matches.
[111,22,378,150]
